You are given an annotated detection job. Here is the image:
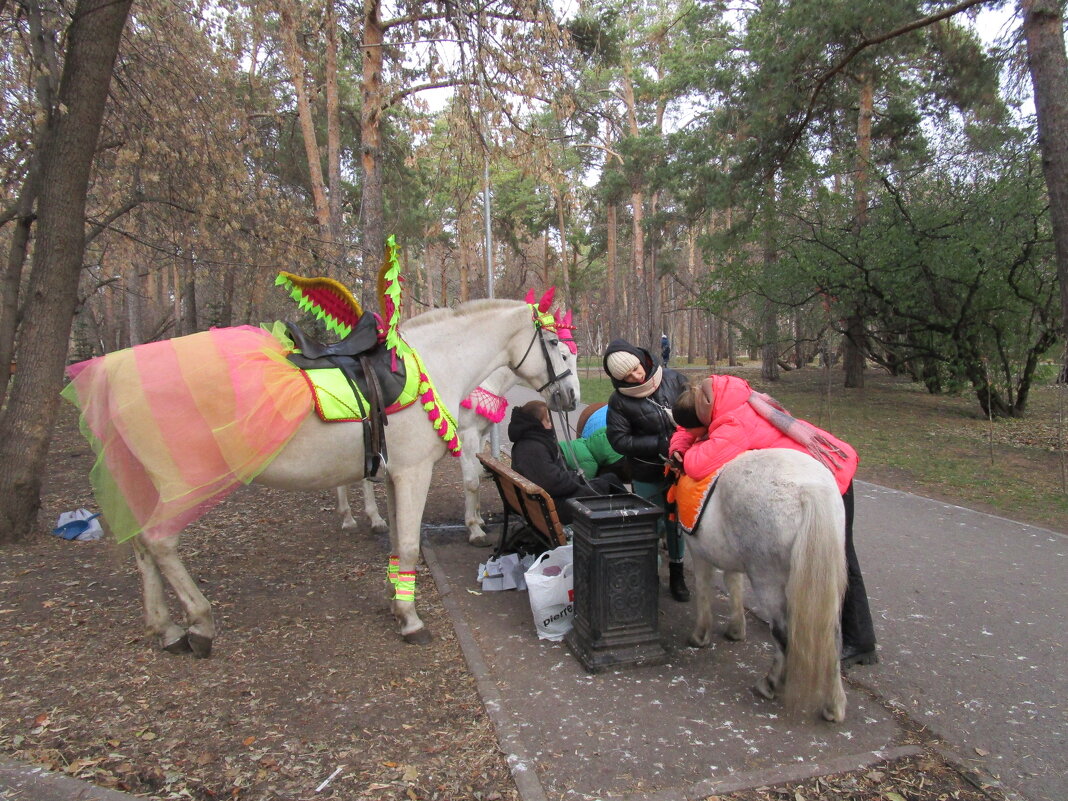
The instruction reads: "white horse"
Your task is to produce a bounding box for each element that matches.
[686,448,848,722]
[339,366,518,545]
[128,299,579,656]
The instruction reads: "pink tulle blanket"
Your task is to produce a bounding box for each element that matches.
[62,326,312,542]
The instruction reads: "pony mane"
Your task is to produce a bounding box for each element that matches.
[402,298,523,330]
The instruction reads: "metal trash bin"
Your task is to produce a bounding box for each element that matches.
[563,493,667,672]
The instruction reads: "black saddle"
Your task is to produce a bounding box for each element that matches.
[285,314,408,479]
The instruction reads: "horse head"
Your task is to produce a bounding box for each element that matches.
[519,289,580,412]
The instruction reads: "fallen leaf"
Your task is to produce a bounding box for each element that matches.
[884,792,907,801]
[242,736,256,747]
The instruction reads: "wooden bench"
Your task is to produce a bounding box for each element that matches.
[477,453,568,556]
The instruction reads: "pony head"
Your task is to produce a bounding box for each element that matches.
[520,287,580,411]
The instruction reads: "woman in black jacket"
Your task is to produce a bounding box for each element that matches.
[602,339,691,601]
[508,401,625,524]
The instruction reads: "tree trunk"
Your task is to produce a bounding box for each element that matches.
[0,0,132,544]
[279,0,332,250]
[761,178,779,382]
[606,202,617,330]
[843,313,867,388]
[325,0,343,277]
[556,189,571,306]
[844,73,875,389]
[1021,0,1068,382]
[360,0,386,294]
[0,163,39,408]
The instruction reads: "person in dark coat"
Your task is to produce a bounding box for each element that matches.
[602,338,691,601]
[661,333,671,366]
[508,400,625,524]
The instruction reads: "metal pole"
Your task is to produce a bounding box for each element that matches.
[483,128,501,457]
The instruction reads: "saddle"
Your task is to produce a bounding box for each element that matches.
[285,313,409,479]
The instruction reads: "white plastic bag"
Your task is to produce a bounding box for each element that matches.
[524,544,575,641]
[477,553,536,591]
[52,508,104,541]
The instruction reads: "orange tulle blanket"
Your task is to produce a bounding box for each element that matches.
[62,326,312,542]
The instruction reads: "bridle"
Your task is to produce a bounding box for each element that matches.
[513,322,573,394]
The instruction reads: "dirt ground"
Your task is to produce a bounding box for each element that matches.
[0,404,1011,801]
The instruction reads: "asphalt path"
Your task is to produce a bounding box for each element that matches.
[455,386,1067,801]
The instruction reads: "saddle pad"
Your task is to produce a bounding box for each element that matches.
[668,471,720,533]
[300,352,421,422]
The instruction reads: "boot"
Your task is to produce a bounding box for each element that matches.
[669,561,690,602]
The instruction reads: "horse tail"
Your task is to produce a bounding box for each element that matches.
[783,483,847,718]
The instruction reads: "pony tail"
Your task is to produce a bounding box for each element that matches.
[783,487,848,719]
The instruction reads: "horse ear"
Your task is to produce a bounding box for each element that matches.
[524,289,536,304]
[537,287,555,313]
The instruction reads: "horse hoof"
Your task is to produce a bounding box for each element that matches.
[468,532,492,548]
[724,624,746,642]
[341,520,360,534]
[753,677,776,701]
[162,633,191,654]
[687,631,711,648]
[821,704,846,723]
[403,627,433,645]
[187,632,213,659]
[371,523,389,537]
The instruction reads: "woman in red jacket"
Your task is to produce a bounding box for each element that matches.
[669,375,878,667]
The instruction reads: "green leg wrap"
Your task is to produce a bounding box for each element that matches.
[394,570,416,602]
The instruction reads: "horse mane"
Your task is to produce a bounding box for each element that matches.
[402,298,522,331]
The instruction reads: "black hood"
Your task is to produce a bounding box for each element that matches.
[602,338,657,389]
[507,405,553,444]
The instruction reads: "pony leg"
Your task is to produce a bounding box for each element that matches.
[141,535,216,658]
[131,537,189,653]
[336,486,359,533]
[360,479,389,534]
[687,557,718,648]
[386,463,433,644]
[755,635,787,702]
[723,570,747,641]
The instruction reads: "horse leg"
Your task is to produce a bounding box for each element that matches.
[141,535,216,658]
[723,570,747,641]
[336,486,360,533]
[687,556,717,648]
[131,537,190,653]
[360,479,389,535]
[460,446,490,546]
[754,620,788,702]
[749,582,789,702]
[386,463,433,644]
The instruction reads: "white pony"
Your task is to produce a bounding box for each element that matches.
[685,448,848,722]
[339,365,518,545]
[90,299,579,656]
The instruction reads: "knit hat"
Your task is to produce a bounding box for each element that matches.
[606,351,641,381]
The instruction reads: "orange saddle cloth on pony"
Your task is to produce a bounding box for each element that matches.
[667,471,721,533]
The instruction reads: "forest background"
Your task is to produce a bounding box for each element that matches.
[0,0,1066,543]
